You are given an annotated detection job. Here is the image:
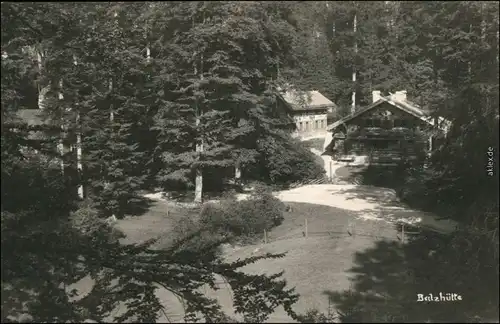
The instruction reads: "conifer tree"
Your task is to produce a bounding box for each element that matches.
[1,4,301,321]
[151,1,303,200]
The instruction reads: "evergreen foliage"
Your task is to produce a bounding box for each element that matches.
[149,2,303,193]
[2,3,303,322]
[2,1,499,322]
[199,184,285,241]
[292,1,499,321]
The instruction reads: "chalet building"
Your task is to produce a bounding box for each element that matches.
[322,90,450,166]
[277,89,337,137]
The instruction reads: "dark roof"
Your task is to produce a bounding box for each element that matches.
[279,89,337,111]
[326,96,449,132]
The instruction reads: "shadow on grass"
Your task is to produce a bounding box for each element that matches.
[163,184,245,203]
[321,228,499,323]
[123,195,156,217]
[336,185,403,209]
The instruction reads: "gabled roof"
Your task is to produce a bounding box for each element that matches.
[279,89,337,111]
[326,96,450,132]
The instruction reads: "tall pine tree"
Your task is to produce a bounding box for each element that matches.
[151,2,304,201]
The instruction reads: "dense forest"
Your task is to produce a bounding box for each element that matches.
[1,1,498,322]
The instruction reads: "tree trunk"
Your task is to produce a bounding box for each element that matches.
[235,118,244,183]
[194,7,206,204]
[496,11,499,65]
[56,79,65,175]
[235,160,242,181]
[36,50,50,110]
[351,13,357,114]
[58,126,66,175]
[194,140,203,203]
[109,79,114,122]
[76,112,84,199]
[194,97,203,203]
[109,78,116,215]
[37,49,65,174]
[72,56,84,199]
[194,63,204,203]
[468,23,473,77]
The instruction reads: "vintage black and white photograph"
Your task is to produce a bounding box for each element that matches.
[1,1,499,323]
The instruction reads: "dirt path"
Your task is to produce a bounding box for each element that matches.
[275,184,457,234]
[305,141,457,234]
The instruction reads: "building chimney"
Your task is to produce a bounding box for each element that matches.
[391,90,407,102]
[372,90,382,103]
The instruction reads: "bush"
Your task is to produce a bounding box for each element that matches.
[164,208,228,255]
[246,135,325,186]
[165,185,285,252]
[199,184,285,243]
[296,309,335,323]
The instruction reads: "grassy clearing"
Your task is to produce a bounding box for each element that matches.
[70,190,494,323]
[116,198,200,248]
[98,197,399,322]
[221,202,398,322]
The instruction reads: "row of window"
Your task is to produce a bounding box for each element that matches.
[349,140,416,151]
[353,142,402,150]
[364,119,411,128]
[297,119,326,132]
[298,111,326,117]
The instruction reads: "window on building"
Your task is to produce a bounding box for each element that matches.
[394,119,410,128]
[382,119,392,129]
[372,119,382,127]
[388,140,400,150]
[373,141,389,149]
[299,122,303,131]
[305,121,309,131]
[350,141,365,153]
[315,120,319,129]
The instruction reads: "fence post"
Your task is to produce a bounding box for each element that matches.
[305,218,308,238]
[329,160,333,181]
[401,223,405,244]
[264,229,267,244]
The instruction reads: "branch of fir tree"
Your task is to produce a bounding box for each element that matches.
[6,4,82,53]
